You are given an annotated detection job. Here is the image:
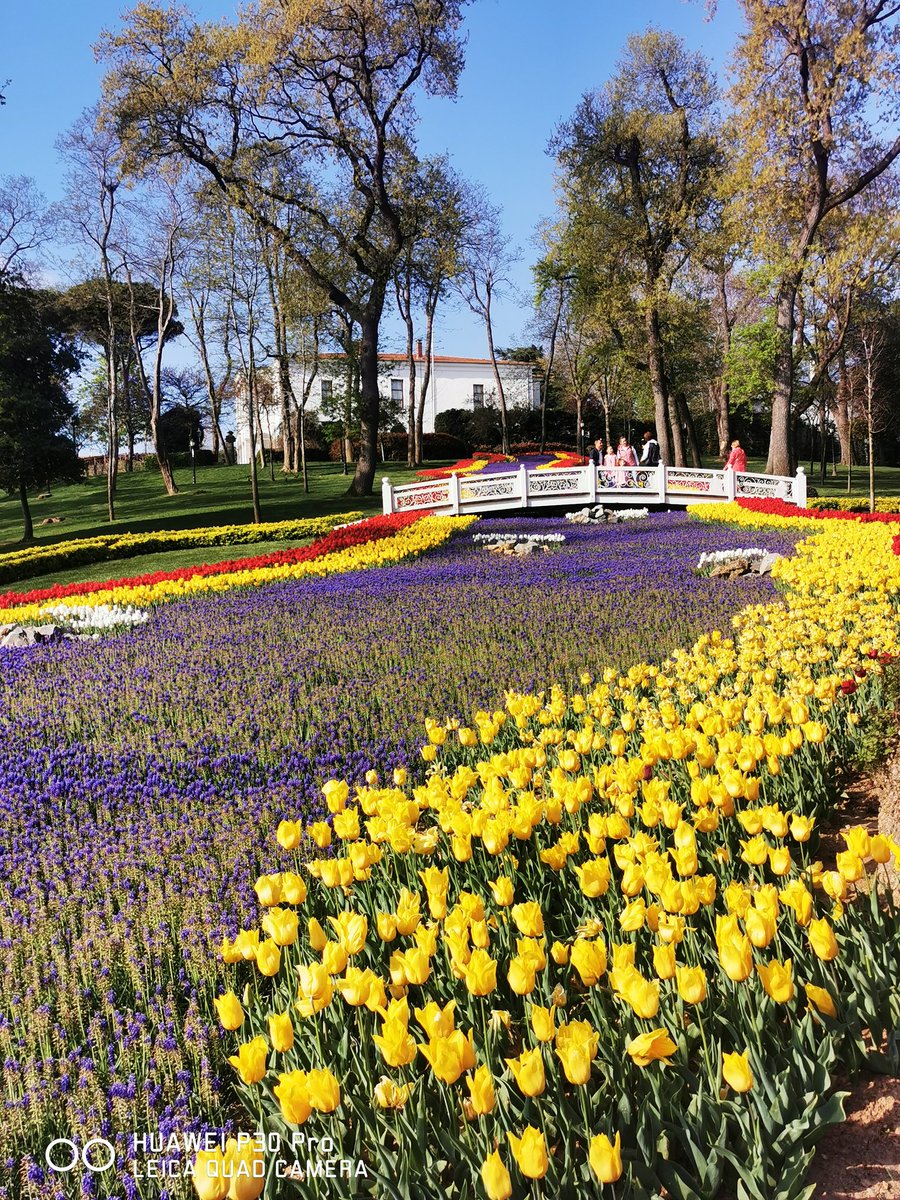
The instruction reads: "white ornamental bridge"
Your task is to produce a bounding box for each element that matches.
[381,463,808,517]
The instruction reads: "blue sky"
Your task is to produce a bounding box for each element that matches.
[2,0,743,355]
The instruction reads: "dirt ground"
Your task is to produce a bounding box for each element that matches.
[806,748,900,1198]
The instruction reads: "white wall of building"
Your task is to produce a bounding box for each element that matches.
[235,352,540,463]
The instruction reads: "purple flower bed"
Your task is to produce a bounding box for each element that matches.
[0,513,802,1196]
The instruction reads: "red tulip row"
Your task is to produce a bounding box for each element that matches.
[737,497,900,524]
[0,512,422,611]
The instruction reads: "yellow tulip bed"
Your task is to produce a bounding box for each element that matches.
[0,514,357,588]
[0,514,474,625]
[203,516,900,1199]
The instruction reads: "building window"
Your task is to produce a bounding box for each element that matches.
[320,378,332,403]
[473,383,484,409]
[391,378,404,404]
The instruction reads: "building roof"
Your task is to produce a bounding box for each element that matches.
[317,352,536,368]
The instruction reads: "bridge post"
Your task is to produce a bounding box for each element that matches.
[381,476,394,515]
[587,463,597,503]
[657,463,667,504]
[449,471,461,516]
[794,466,808,508]
[519,464,530,509]
[724,467,736,502]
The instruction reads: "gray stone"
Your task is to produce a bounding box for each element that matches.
[756,552,782,575]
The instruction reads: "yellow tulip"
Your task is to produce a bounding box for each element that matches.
[505,1047,545,1096]
[489,876,515,906]
[276,819,303,850]
[480,1150,513,1200]
[676,965,707,1005]
[372,1018,417,1068]
[653,944,677,980]
[588,1131,623,1184]
[375,912,397,942]
[626,1027,677,1067]
[507,1126,549,1180]
[274,1069,311,1124]
[261,907,298,947]
[804,983,837,1018]
[279,871,307,904]
[228,1036,268,1086]
[373,1076,413,1109]
[529,1003,556,1043]
[223,1136,265,1200]
[462,948,497,996]
[722,1051,754,1093]
[213,991,244,1032]
[418,1029,475,1085]
[507,956,538,995]
[193,1148,230,1200]
[307,917,327,952]
[555,1019,599,1085]
[808,918,839,961]
[267,1011,294,1053]
[395,888,421,935]
[306,1068,340,1112]
[328,911,368,955]
[296,962,334,1018]
[414,999,456,1039]
[321,941,349,976]
[322,779,349,812]
[570,937,607,986]
[253,874,283,907]
[466,1064,496,1115]
[511,901,544,937]
[307,821,332,849]
[757,957,794,1003]
[255,939,281,978]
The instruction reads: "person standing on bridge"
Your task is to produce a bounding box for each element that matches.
[588,438,604,468]
[724,439,747,474]
[617,437,638,486]
[603,442,618,487]
[639,430,661,468]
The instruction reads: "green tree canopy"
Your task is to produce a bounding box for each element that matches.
[0,283,82,541]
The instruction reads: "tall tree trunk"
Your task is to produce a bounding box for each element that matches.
[677,394,702,467]
[245,361,262,524]
[349,312,380,496]
[575,394,583,458]
[541,282,564,454]
[484,305,508,455]
[18,481,34,544]
[766,280,799,476]
[713,269,732,458]
[415,302,437,466]
[645,305,673,464]
[105,343,118,520]
[834,348,852,467]
[668,393,686,467]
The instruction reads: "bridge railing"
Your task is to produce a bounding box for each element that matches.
[382,463,807,516]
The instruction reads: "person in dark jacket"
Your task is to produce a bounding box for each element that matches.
[639,430,661,467]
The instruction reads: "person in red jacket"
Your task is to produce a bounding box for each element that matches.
[725,439,747,473]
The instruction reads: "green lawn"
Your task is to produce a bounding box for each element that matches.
[0,460,433,554]
[3,537,313,595]
[744,456,900,498]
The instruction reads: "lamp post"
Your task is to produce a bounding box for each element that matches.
[189,434,197,486]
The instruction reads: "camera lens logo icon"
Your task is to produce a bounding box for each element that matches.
[46,1138,116,1174]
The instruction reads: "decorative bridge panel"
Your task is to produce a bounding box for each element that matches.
[528,470,585,496]
[459,474,518,503]
[736,474,794,501]
[394,483,450,511]
[664,469,723,494]
[596,469,656,492]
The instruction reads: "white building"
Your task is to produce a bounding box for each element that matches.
[235,345,541,463]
